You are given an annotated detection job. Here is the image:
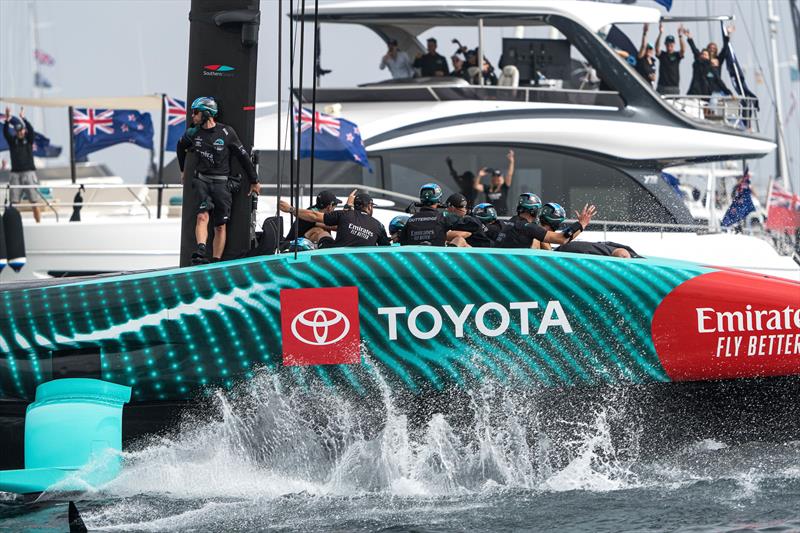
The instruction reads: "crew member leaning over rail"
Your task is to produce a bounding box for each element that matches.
[177,96,259,265]
[280,192,391,247]
[495,193,595,249]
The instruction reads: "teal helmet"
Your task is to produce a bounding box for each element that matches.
[539,202,566,229]
[472,203,497,223]
[389,214,410,234]
[288,237,315,252]
[517,192,543,218]
[419,183,443,205]
[190,96,218,118]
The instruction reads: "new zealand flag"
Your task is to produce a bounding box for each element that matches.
[722,169,755,227]
[72,108,154,159]
[164,96,186,152]
[295,107,371,171]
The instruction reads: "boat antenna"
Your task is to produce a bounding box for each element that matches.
[293,0,307,259]
[287,0,296,253]
[276,0,283,217]
[308,0,320,206]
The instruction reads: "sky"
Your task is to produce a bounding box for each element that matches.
[0,0,798,194]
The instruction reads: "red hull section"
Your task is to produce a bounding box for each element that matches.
[652,271,800,381]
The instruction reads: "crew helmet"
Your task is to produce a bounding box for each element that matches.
[190,96,219,118]
[539,202,566,229]
[419,182,443,205]
[472,203,497,223]
[389,214,410,234]
[517,192,543,218]
[288,237,315,252]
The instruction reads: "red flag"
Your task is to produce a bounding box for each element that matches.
[766,181,800,231]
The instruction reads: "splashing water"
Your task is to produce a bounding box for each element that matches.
[3,368,800,532]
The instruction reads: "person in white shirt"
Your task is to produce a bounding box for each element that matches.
[379,39,415,79]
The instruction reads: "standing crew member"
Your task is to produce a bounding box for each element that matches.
[495,193,596,248]
[280,192,391,247]
[3,106,41,223]
[398,183,469,246]
[177,96,260,264]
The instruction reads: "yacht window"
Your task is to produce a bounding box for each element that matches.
[378,144,674,224]
[255,150,384,194]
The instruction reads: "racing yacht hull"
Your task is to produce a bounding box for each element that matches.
[1,247,799,467]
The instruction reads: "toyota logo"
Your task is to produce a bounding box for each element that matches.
[291,307,351,346]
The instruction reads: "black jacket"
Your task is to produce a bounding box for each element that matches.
[2,119,36,172]
[176,122,258,182]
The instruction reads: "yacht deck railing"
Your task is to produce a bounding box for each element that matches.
[663,95,760,132]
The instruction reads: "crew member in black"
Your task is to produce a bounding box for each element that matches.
[655,24,686,95]
[472,203,504,243]
[398,183,469,246]
[476,149,514,216]
[283,190,341,249]
[281,192,390,247]
[445,156,478,209]
[445,193,494,248]
[3,106,41,222]
[177,96,259,264]
[413,38,449,77]
[495,193,596,248]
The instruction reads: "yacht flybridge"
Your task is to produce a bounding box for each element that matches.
[252,0,796,279]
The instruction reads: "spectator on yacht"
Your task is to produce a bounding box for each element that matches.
[282,189,341,249]
[280,191,391,247]
[379,39,415,79]
[495,193,596,249]
[413,38,449,77]
[686,29,730,98]
[635,24,657,86]
[398,183,469,246]
[655,24,686,95]
[3,106,41,223]
[475,149,515,216]
[445,156,479,209]
[177,96,260,264]
[451,55,469,81]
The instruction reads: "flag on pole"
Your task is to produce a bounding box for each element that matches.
[661,171,684,198]
[721,169,755,227]
[766,181,800,231]
[0,114,62,158]
[294,107,371,171]
[72,108,154,159]
[34,48,55,66]
[34,72,52,89]
[164,96,186,152]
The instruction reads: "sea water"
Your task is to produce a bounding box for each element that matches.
[2,369,800,532]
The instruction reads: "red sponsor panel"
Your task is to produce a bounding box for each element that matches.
[652,271,800,381]
[280,287,361,366]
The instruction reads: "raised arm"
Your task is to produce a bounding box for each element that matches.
[686,31,700,58]
[2,106,12,142]
[655,23,663,55]
[543,204,596,245]
[678,26,687,58]
[505,150,515,186]
[638,23,649,59]
[279,200,325,223]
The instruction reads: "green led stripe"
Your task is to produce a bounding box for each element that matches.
[1,291,24,396]
[429,252,555,385]
[309,255,430,391]
[458,253,576,385]
[534,258,665,382]
[385,251,517,383]
[501,257,616,383]
[569,259,664,362]
[419,252,542,384]
[350,253,485,384]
